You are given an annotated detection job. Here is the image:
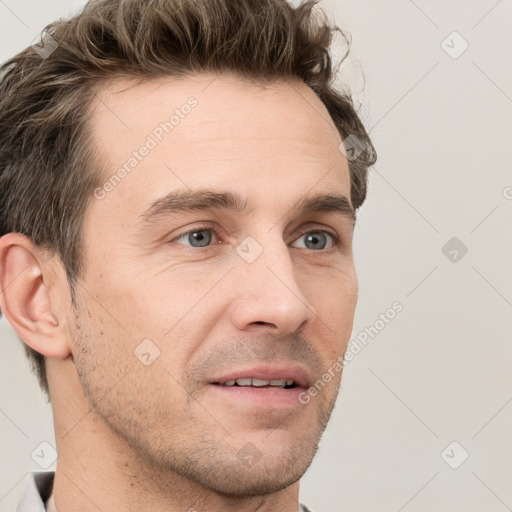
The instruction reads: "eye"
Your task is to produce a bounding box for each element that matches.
[291,231,336,250]
[169,225,338,251]
[172,227,219,248]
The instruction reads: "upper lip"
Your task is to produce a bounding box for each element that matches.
[208,364,310,388]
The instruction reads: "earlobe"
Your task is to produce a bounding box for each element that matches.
[0,233,70,359]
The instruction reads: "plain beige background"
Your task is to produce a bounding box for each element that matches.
[1,1,511,511]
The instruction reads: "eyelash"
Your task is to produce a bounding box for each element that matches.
[169,222,340,250]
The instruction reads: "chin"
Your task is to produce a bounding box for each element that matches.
[200,456,313,497]
[176,435,321,498]
[212,471,303,497]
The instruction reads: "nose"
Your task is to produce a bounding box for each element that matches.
[228,238,315,336]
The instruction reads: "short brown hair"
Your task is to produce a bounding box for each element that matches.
[0,0,376,402]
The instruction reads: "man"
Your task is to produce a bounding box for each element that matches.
[0,0,376,510]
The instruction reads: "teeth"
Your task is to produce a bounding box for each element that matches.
[220,378,295,387]
[251,378,269,387]
[235,378,252,386]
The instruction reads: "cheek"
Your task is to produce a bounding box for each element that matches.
[306,267,358,352]
[309,264,357,312]
[100,263,227,343]
[72,303,131,386]
[72,302,186,415]
[76,262,225,371]
[73,330,188,446]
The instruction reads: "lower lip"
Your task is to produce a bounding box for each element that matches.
[208,384,306,408]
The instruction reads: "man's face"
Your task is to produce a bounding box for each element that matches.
[70,73,357,495]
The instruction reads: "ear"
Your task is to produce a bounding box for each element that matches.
[0,233,71,359]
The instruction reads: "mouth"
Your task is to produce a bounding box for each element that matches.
[212,377,297,389]
[207,365,309,408]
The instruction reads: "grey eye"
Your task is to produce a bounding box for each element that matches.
[175,229,213,247]
[292,231,334,250]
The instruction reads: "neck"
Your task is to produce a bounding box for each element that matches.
[50,454,301,512]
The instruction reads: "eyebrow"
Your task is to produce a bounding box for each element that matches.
[137,189,355,225]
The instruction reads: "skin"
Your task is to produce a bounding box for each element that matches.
[0,73,358,512]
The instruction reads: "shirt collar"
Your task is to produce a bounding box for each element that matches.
[17,470,55,512]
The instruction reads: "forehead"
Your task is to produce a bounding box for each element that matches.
[87,73,350,220]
